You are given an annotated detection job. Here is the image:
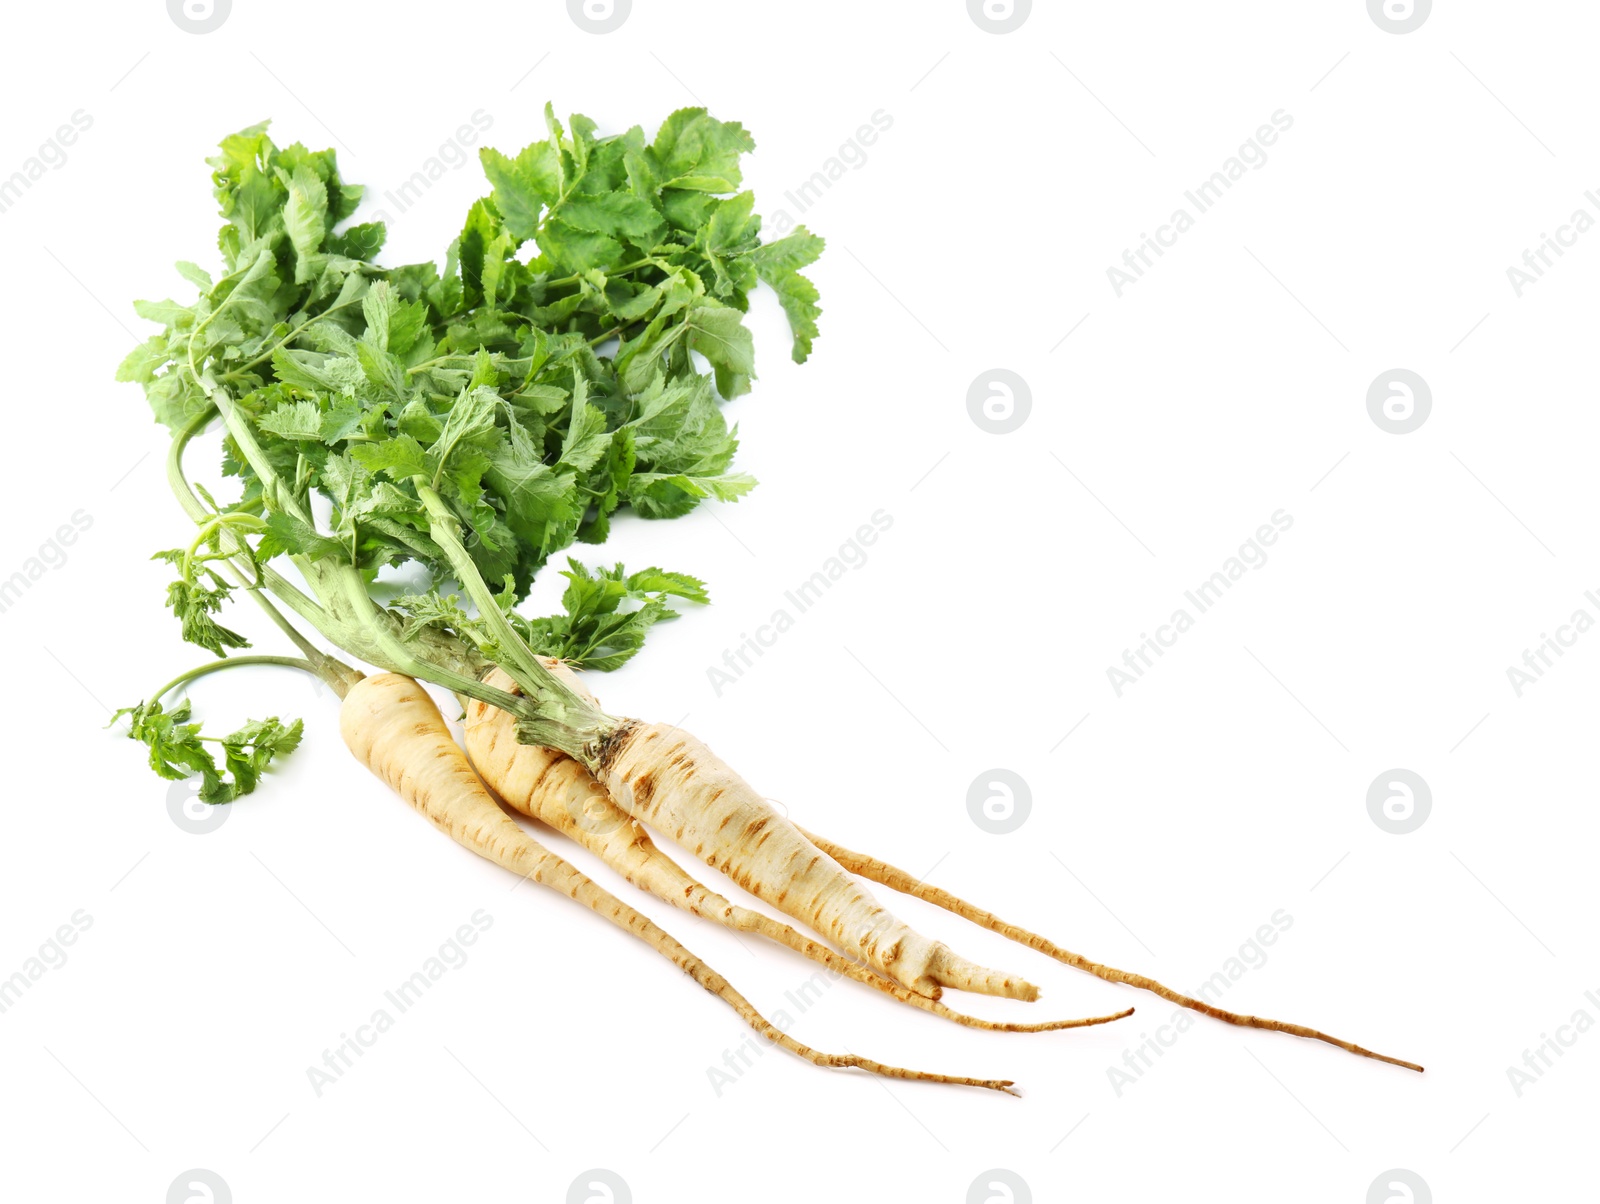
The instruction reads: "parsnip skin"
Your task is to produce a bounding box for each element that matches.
[594,718,1036,1001]
[468,660,1036,1001]
[340,672,1019,1093]
[466,665,1132,1036]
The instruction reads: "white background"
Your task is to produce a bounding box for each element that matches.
[0,1,1595,1201]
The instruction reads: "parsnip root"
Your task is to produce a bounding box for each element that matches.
[798,828,1424,1073]
[466,665,1132,1036]
[587,714,1035,1001]
[340,672,1019,1092]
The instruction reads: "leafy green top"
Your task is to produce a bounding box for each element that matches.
[119,105,822,609]
[113,106,823,800]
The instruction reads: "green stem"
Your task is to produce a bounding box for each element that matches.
[150,655,322,705]
[168,386,598,751]
[182,513,268,579]
[542,257,657,291]
[325,563,531,717]
[168,408,327,628]
[410,478,612,754]
[221,291,369,382]
[412,481,545,686]
[588,324,628,347]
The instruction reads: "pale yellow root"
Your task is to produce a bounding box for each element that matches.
[465,665,1131,1036]
[798,828,1424,1074]
[340,672,1018,1093]
[566,708,1036,1001]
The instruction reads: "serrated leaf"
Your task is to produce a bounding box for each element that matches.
[258,399,325,441]
[480,143,560,242]
[351,433,428,481]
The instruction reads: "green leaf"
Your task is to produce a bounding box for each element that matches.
[175,261,214,289]
[428,385,500,481]
[154,552,251,658]
[536,219,623,273]
[282,164,330,283]
[327,221,386,259]
[519,559,710,670]
[559,190,663,240]
[558,383,612,473]
[762,268,821,363]
[683,303,755,397]
[628,470,757,518]
[113,698,303,804]
[649,108,755,191]
[116,336,172,385]
[351,433,428,481]
[258,399,325,441]
[480,143,561,241]
[749,227,825,274]
[134,298,195,327]
[256,511,349,563]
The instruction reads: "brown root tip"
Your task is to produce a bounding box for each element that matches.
[1030,1005,1132,1033]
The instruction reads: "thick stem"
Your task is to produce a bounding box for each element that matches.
[173,388,608,755]
[411,478,613,755]
[412,481,544,686]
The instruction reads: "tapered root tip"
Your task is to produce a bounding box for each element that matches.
[960,1076,1022,1094]
[1355,1047,1423,1073]
[1090,1006,1136,1026]
[931,948,1041,1001]
[1006,1005,1134,1033]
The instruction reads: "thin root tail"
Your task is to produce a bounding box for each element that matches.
[798,826,1424,1074]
